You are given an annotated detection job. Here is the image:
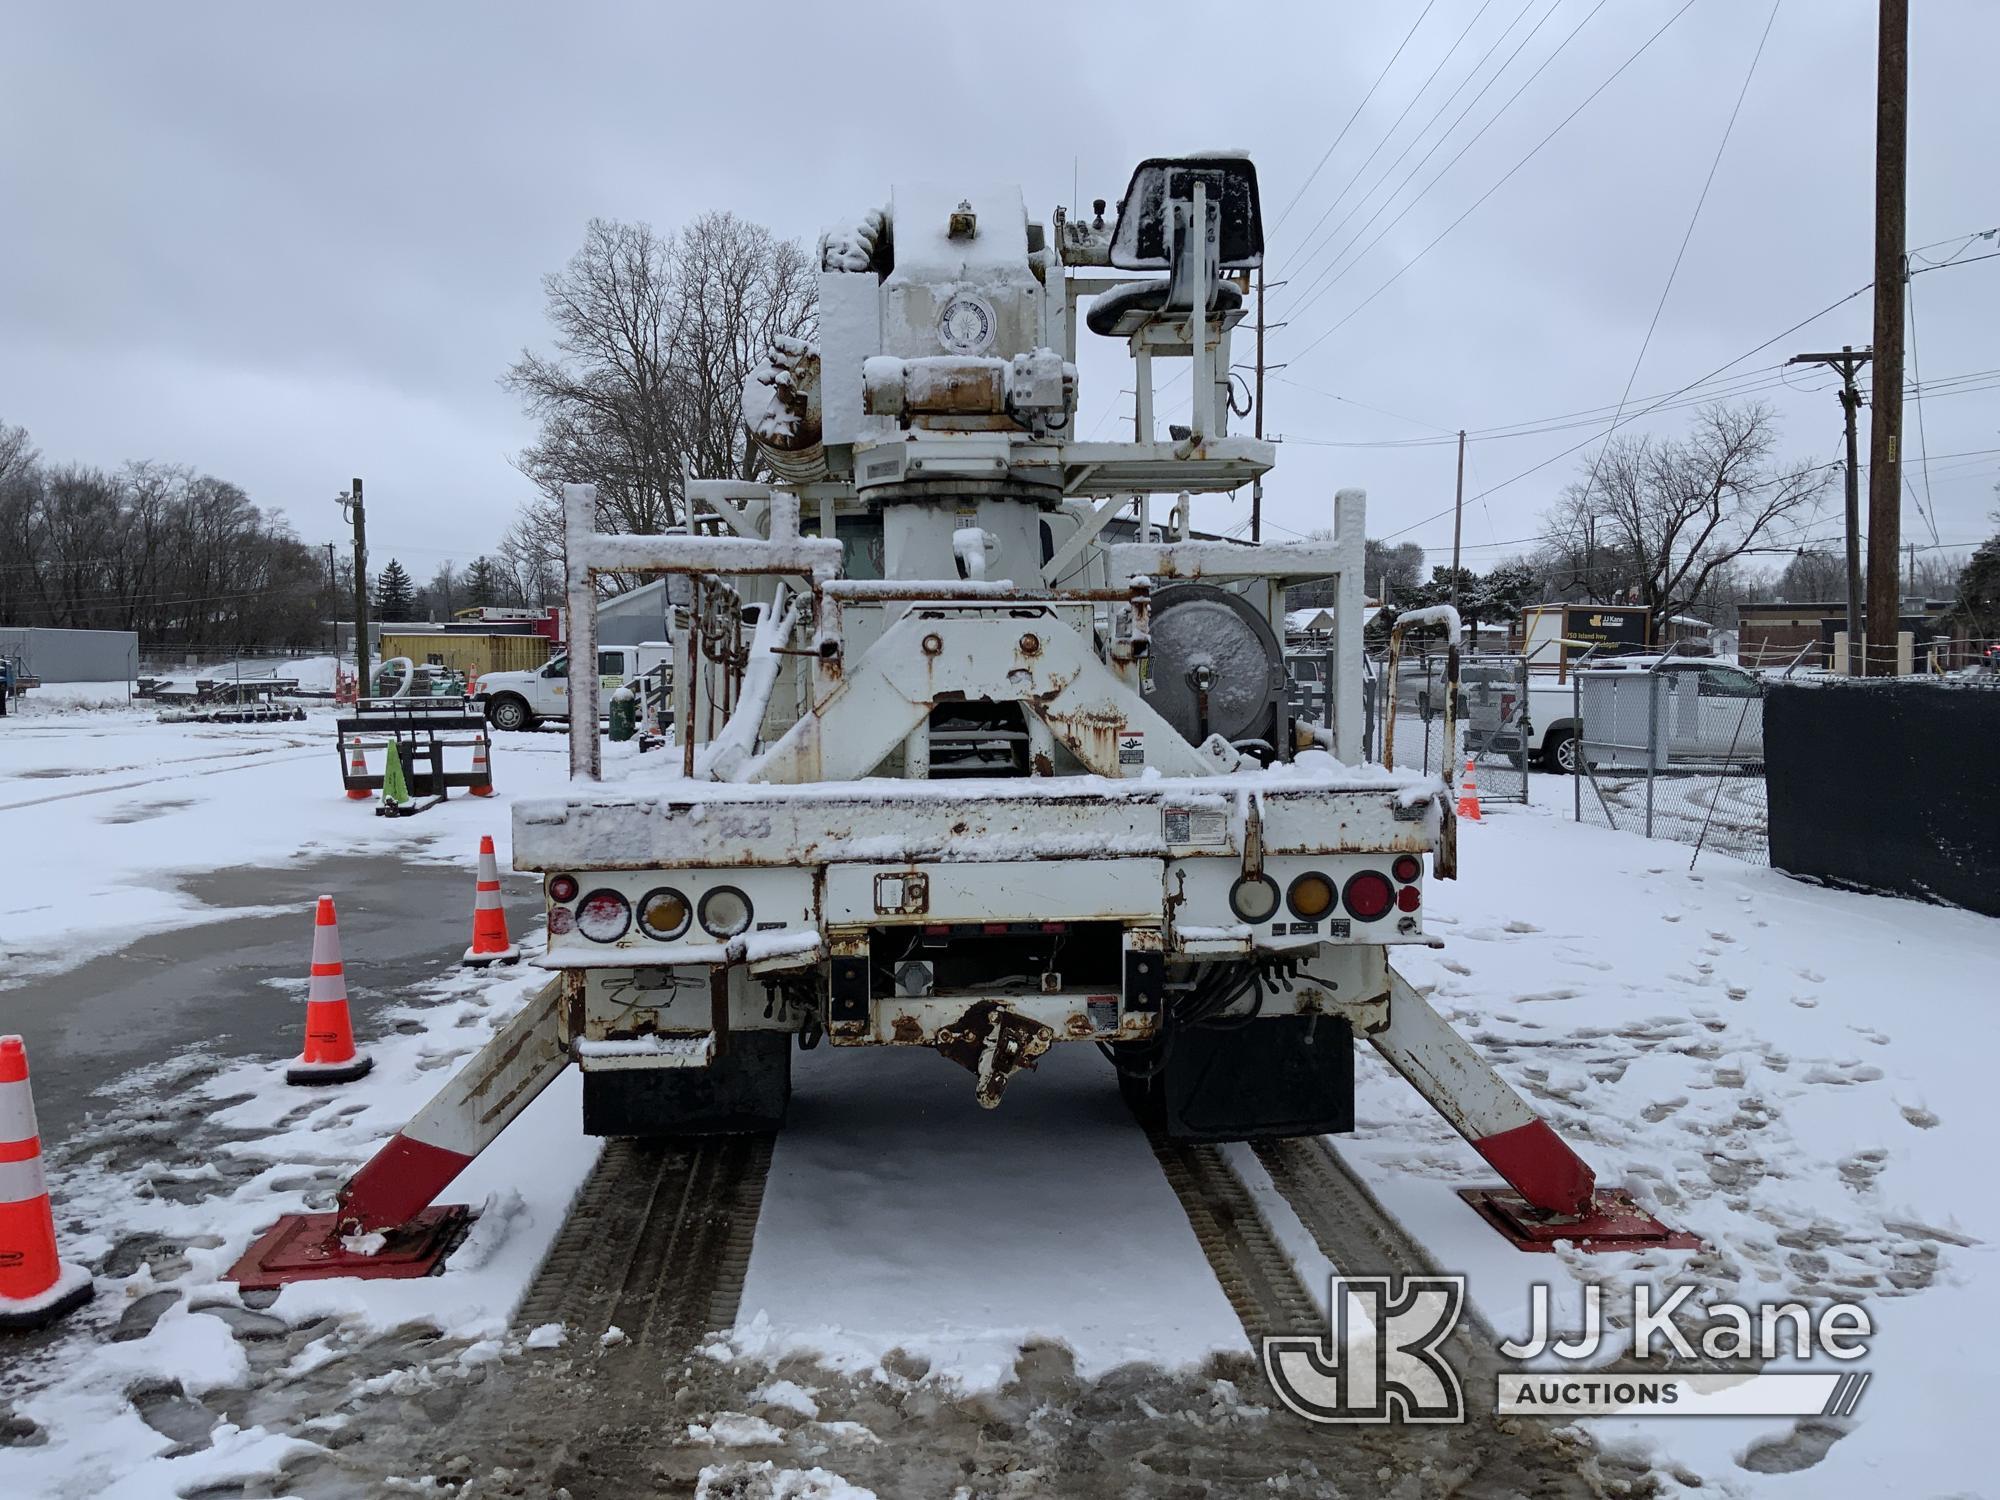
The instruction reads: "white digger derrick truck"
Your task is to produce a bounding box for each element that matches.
[236,156,1686,1293]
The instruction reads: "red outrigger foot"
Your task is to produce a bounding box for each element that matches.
[1459,1187,1699,1253]
[226,1206,471,1292]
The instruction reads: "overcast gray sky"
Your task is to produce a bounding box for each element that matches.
[2,1,1994,585]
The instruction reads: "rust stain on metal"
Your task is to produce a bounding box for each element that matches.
[890,1014,925,1045]
[931,1000,1055,1108]
[1031,752,1055,777]
[1063,1012,1094,1039]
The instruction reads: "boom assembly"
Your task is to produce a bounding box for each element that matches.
[237,154,1686,1286]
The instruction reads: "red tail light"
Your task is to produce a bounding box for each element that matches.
[1342,871,1395,922]
[1396,885,1422,913]
[1391,854,1422,884]
[549,874,579,903]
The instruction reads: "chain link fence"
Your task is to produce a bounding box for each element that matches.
[1287,647,1529,803]
[1571,654,1769,863]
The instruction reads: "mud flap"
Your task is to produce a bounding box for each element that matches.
[1145,1015,1355,1142]
[583,1031,792,1136]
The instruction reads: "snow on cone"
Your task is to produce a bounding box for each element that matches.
[344,742,370,799]
[468,740,494,797]
[1456,757,1482,822]
[0,1036,93,1331]
[287,896,374,1086]
[462,835,519,967]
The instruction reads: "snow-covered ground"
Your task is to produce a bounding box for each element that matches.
[0,692,572,982]
[1,699,1992,1496]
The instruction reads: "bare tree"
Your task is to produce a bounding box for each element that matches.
[0,424,327,649]
[503,212,817,554]
[1537,403,1828,637]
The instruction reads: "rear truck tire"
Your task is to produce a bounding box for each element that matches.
[581,1031,792,1136]
[487,694,536,733]
[1544,726,1581,774]
[1113,1016,1354,1141]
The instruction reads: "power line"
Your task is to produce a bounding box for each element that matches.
[1278,0,1512,281]
[1286,0,1700,365]
[1904,268,1941,547]
[1280,0,1579,328]
[1271,2,1442,239]
[1375,280,1878,538]
[1569,0,1782,562]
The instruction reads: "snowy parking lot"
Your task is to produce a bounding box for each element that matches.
[0,697,1991,1496]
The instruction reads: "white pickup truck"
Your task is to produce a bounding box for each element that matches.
[1524,656,1765,772]
[471,642,670,732]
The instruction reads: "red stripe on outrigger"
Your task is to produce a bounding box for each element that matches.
[337,1132,475,1234]
[1472,1119,1595,1218]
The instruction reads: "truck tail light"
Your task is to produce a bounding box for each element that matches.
[1286,872,1336,920]
[1396,885,1421,913]
[1391,855,1421,884]
[1342,871,1394,922]
[575,889,631,943]
[1229,874,1281,923]
[549,874,579,903]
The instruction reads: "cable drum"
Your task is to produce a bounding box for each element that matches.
[1144,583,1286,747]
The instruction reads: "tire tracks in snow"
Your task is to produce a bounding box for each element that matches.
[0,743,322,812]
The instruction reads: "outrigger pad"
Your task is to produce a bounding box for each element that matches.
[1459,1187,1699,1253]
[226,1205,470,1292]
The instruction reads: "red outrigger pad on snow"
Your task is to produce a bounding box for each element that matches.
[1459,1187,1699,1253]
[225,1205,470,1292]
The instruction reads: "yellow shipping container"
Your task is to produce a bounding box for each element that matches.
[379,632,550,680]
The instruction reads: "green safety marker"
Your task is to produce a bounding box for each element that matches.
[380,740,411,809]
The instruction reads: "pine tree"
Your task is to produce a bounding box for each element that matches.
[373,558,416,618]
[462,556,502,608]
[1946,531,2000,636]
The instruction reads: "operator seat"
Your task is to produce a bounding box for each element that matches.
[1084,155,1265,339]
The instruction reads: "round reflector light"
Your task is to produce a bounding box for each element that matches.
[1342,870,1395,922]
[546,905,574,936]
[698,886,753,939]
[1396,885,1422,913]
[637,887,692,941]
[1286,872,1337,921]
[1391,854,1422,884]
[1229,874,1281,924]
[575,889,631,943]
[549,874,579,903]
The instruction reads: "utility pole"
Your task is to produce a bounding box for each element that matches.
[1788,346,1871,672]
[323,541,338,654]
[1251,263,1266,544]
[338,478,369,695]
[1448,429,1466,608]
[1865,0,1907,675]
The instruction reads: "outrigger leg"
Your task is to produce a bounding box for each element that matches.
[228,979,574,1290]
[1371,967,1695,1251]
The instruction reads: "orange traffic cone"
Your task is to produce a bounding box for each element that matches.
[468,739,494,797]
[1456,757,1483,822]
[288,897,373,1086]
[344,741,370,800]
[0,1036,93,1330]
[463,836,520,967]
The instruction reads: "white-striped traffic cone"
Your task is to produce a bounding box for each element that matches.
[344,742,370,800]
[288,897,374,1086]
[0,1036,93,1331]
[468,739,494,797]
[462,836,520,967]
